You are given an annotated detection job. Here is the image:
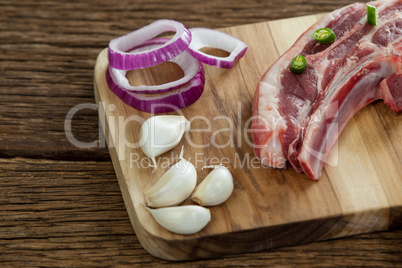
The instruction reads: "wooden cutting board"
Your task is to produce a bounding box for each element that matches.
[94,13,402,261]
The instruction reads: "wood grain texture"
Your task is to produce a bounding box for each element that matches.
[1,0,401,266]
[94,13,401,260]
[1,157,401,266]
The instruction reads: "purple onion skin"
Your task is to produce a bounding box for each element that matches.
[108,38,200,94]
[108,38,190,70]
[105,65,205,114]
[108,20,192,71]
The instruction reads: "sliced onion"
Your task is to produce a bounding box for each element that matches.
[106,64,205,113]
[109,38,202,94]
[187,28,248,69]
[106,20,248,113]
[108,19,192,70]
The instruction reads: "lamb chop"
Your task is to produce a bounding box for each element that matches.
[251,0,402,179]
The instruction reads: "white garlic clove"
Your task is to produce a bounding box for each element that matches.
[146,205,211,235]
[191,165,234,206]
[139,115,190,167]
[145,148,197,208]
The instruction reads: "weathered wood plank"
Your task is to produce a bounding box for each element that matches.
[1,0,401,265]
[0,158,401,266]
[0,0,366,161]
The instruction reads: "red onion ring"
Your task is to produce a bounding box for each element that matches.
[109,38,202,94]
[108,19,191,70]
[106,65,205,113]
[187,28,248,69]
[106,20,248,113]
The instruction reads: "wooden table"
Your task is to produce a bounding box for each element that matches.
[1,0,401,266]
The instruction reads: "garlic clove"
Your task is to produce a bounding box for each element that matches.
[139,115,190,167]
[146,205,211,235]
[191,165,234,206]
[145,149,197,208]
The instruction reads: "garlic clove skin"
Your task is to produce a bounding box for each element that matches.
[191,165,234,206]
[139,115,190,167]
[145,158,197,208]
[146,205,211,235]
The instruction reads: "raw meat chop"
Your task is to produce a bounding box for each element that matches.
[252,0,402,180]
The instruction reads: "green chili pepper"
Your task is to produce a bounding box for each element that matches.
[367,4,378,26]
[289,55,307,74]
[312,28,336,44]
